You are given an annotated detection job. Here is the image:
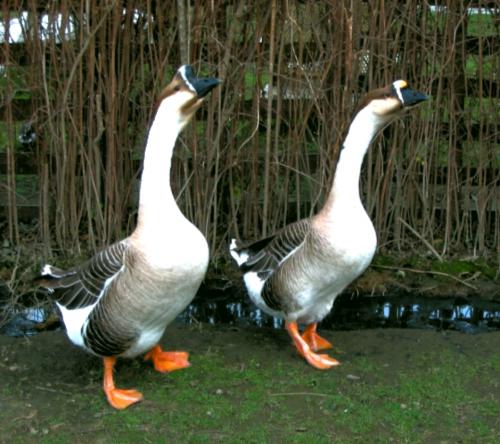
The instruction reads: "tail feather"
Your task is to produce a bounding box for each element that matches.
[229,234,278,269]
[40,264,69,278]
[34,264,77,290]
[229,239,249,266]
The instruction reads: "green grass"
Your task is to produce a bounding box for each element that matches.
[1,327,499,443]
[42,350,500,443]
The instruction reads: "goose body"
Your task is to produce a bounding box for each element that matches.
[35,65,220,409]
[231,80,428,369]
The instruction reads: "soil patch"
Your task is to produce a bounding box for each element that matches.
[1,323,499,443]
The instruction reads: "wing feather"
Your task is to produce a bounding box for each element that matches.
[238,219,311,275]
[35,241,128,310]
[233,219,311,312]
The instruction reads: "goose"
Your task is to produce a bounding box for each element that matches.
[34,65,220,409]
[230,80,428,369]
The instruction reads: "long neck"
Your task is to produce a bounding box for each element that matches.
[319,108,384,217]
[135,105,185,234]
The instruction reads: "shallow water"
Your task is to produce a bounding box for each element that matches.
[180,291,500,334]
[0,306,51,337]
[1,287,500,337]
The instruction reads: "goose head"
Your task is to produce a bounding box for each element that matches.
[357,80,428,126]
[155,65,221,128]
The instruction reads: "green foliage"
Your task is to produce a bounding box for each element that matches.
[467,12,498,37]
[0,65,29,99]
[427,7,497,37]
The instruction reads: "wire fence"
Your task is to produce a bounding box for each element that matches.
[0,0,498,264]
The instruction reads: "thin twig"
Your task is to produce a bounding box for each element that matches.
[371,265,478,290]
[61,0,118,108]
[269,392,332,397]
[398,217,443,262]
[34,385,73,396]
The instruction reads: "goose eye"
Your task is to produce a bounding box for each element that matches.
[174,85,180,92]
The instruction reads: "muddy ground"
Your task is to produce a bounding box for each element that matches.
[0,254,499,443]
[0,321,499,443]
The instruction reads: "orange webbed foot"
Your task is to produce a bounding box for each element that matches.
[144,345,190,373]
[105,387,143,410]
[286,321,340,370]
[103,356,143,410]
[302,323,333,351]
[302,351,340,370]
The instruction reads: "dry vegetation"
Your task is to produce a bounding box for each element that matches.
[0,0,498,268]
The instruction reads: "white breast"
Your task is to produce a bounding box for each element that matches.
[320,205,377,268]
[134,220,209,273]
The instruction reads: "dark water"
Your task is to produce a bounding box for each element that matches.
[2,284,500,337]
[0,306,51,337]
[179,289,500,334]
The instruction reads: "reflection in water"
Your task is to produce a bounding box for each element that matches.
[0,306,51,337]
[322,295,500,333]
[2,288,500,337]
[179,290,500,334]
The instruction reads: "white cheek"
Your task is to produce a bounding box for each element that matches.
[394,85,404,103]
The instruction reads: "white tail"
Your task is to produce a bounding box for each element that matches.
[229,239,249,266]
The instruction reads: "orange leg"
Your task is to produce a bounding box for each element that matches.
[144,345,190,373]
[301,323,333,351]
[285,321,340,370]
[103,356,143,410]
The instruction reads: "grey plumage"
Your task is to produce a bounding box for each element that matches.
[233,219,312,312]
[35,241,138,356]
[32,65,221,410]
[230,80,428,370]
[36,241,127,311]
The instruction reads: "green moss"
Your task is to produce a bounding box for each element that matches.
[373,253,498,281]
[372,254,398,267]
[432,258,497,280]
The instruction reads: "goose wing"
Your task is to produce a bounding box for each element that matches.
[231,219,311,312]
[235,218,311,278]
[34,240,128,310]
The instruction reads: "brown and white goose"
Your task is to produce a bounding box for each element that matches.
[230,80,428,369]
[35,65,220,409]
